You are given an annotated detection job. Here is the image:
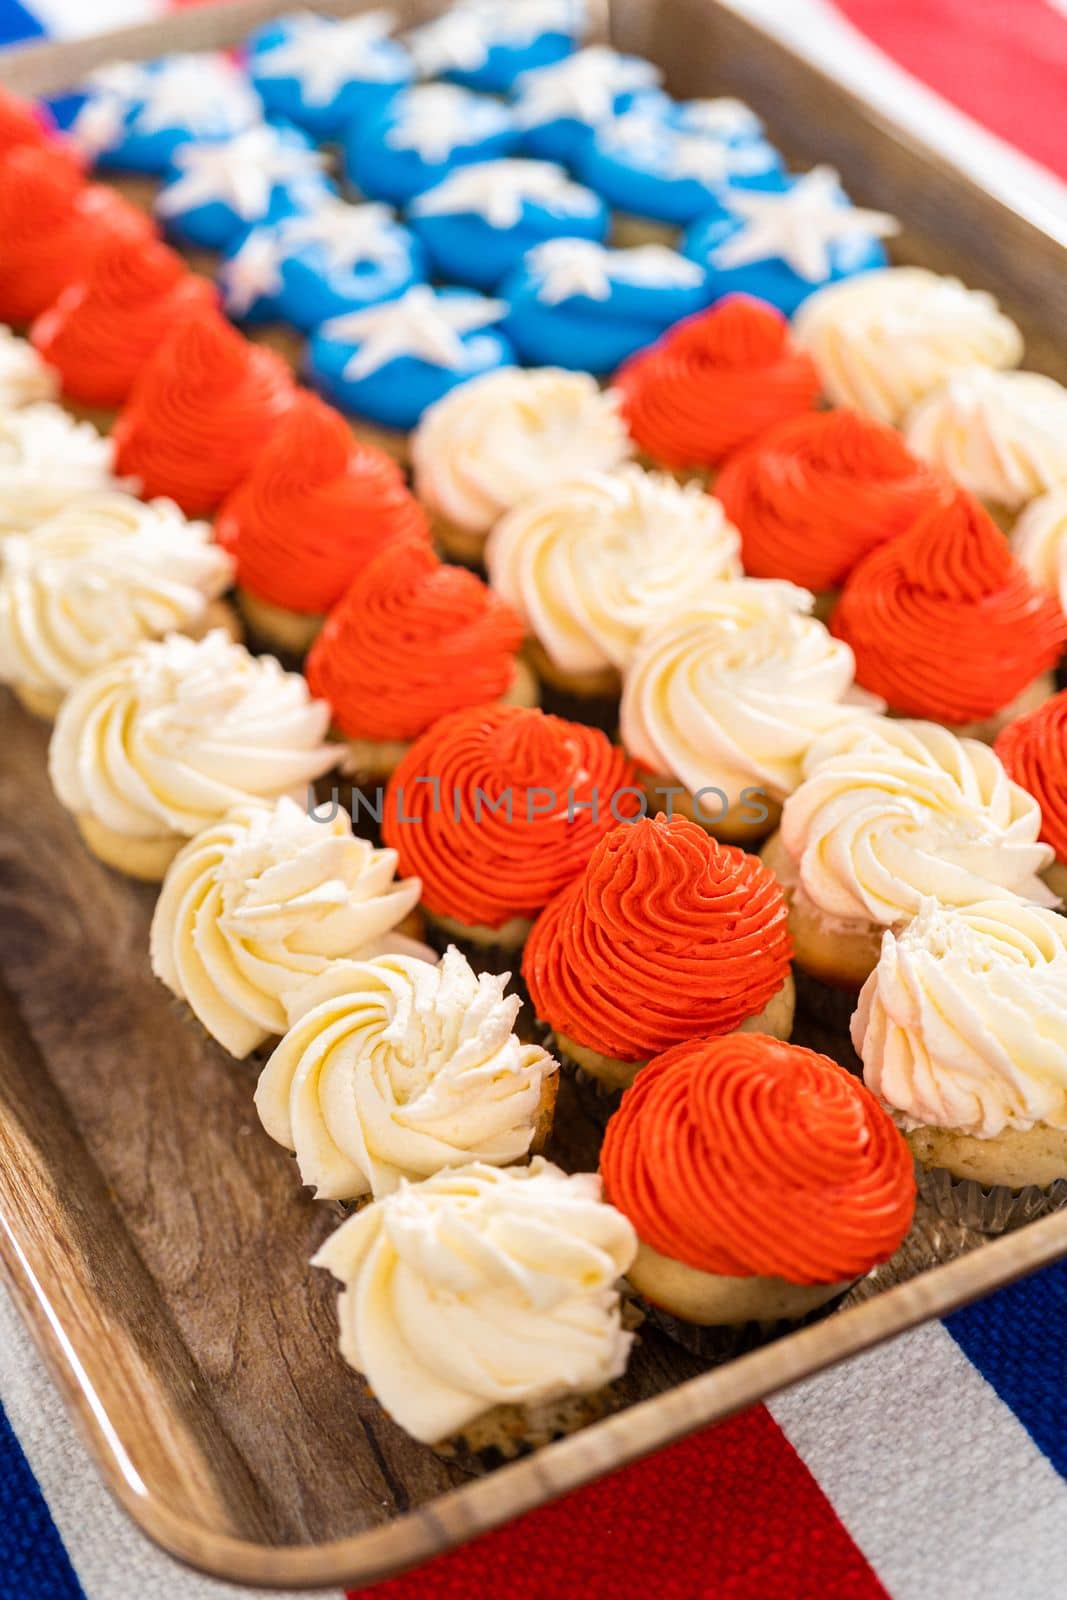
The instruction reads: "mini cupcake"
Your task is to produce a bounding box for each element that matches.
[150,797,424,1058]
[715,408,946,600]
[155,123,333,253]
[344,83,518,207]
[113,306,296,516]
[614,295,820,477]
[407,0,586,93]
[853,898,1067,1231]
[30,232,216,428]
[578,105,785,247]
[762,716,1057,990]
[0,491,235,721]
[312,1159,637,1455]
[382,704,641,951]
[305,284,513,461]
[511,46,664,163]
[793,266,1024,425]
[305,538,535,784]
[1012,485,1067,618]
[216,392,429,654]
[487,465,741,699]
[620,581,878,843]
[221,198,426,332]
[412,366,632,565]
[831,488,1066,740]
[502,238,710,374]
[0,83,57,156]
[523,815,794,1091]
[904,367,1067,526]
[0,326,58,411]
[600,1033,914,1350]
[0,405,121,539]
[995,691,1067,902]
[247,10,411,140]
[256,945,558,1198]
[682,165,897,315]
[48,629,340,882]
[408,158,608,291]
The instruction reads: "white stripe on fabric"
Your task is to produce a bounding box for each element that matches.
[25,0,166,41]
[770,1318,1067,1600]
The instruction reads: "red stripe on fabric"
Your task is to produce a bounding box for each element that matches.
[354,1405,888,1600]
[833,0,1067,179]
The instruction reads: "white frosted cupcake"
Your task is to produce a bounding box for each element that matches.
[312,1158,637,1454]
[411,366,632,564]
[761,716,1056,989]
[853,898,1067,1231]
[620,579,879,842]
[793,267,1023,425]
[0,326,58,410]
[255,945,558,1198]
[0,403,122,537]
[48,629,340,882]
[487,464,741,698]
[1012,484,1067,618]
[150,798,425,1058]
[0,492,236,720]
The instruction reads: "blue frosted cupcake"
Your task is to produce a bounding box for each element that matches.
[682,165,898,316]
[502,237,709,373]
[669,97,766,146]
[221,197,426,329]
[306,283,514,459]
[156,123,334,251]
[246,9,412,141]
[511,46,664,163]
[70,53,262,175]
[406,0,586,92]
[409,158,607,291]
[344,83,518,207]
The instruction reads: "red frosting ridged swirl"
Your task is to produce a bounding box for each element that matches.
[0,145,153,325]
[382,705,642,928]
[216,393,429,615]
[112,307,297,515]
[717,408,949,592]
[30,234,217,407]
[995,691,1067,865]
[832,487,1067,723]
[522,814,793,1062]
[600,1033,915,1283]
[0,86,57,155]
[614,295,820,471]
[307,537,522,740]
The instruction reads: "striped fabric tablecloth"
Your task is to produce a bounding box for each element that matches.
[1,3,1067,1596]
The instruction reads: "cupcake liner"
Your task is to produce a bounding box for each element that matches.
[556,1050,624,1127]
[915,1162,1067,1234]
[646,1284,852,1363]
[434,1382,629,1475]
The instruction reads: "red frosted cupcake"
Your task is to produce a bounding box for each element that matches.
[832,487,1067,739]
[599,1033,914,1348]
[216,392,429,653]
[995,691,1067,903]
[0,85,58,156]
[382,705,641,951]
[0,144,153,325]
[613,295,820,476]
[112,307,296,515]
[523,814,794,1090]
[717,408,947,598]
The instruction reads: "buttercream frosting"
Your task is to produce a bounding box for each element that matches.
[1012,485,1067,616]
[0,325,58,410]
[905,366,1067,511]
[0,404,120,536]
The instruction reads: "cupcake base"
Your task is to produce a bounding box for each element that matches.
[243,322,305,370]
[345,415,411,467]
[913,1158,1067,1234]
[524,638,622,703]
[75,813,183,882]
[609,212,681,250]
[432,512,491,568]
[1044,858,1067,905]
[630,1239,852,1328]
[57,397,118,434]
[13,680,64,722]
[760,829,885,991]
[425,908,534,956]
[907,1121,1067,1192]
[433,1381,626,1469]
[237,589,324,657]
[639,770,781,845]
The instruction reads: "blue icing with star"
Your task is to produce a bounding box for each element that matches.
[247,10,412,141]
[70,52,263,174]
[305,284,515,429]
[681,166,896,316]
[345,83,519,207]
[511,46,666,163]
[221,199,427,330]
[406,0,585,93]
[668,97,767,147]
[501,238,711,374]
[155,122,335,251]
[408,158,608,291]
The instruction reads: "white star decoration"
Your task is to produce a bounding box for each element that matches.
[72,54,260,154]
[674,97,762,141]
[156,125,327,222]
[383,84,511,163]
[708,165,899,283]
[513,46,660,128]
[411,158,599,228]
[600,110,772,185]
[527,238,703,303]
[225,202,406,314]
[254,10,401,105]
[322,285,505,379]
[407,0,585,76]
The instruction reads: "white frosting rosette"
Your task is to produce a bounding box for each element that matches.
[151,798,425,1058]
[1012,484,1067,615]
[0,326,58,410]
[256,946,558,1198]
[905,367,1067,512]
[312,1157,636,1444]
[793,267,1023,425]
[0,403,122,536]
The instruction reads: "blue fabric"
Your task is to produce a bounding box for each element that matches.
[0,0,42,49]
[0,1404,84,1600]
